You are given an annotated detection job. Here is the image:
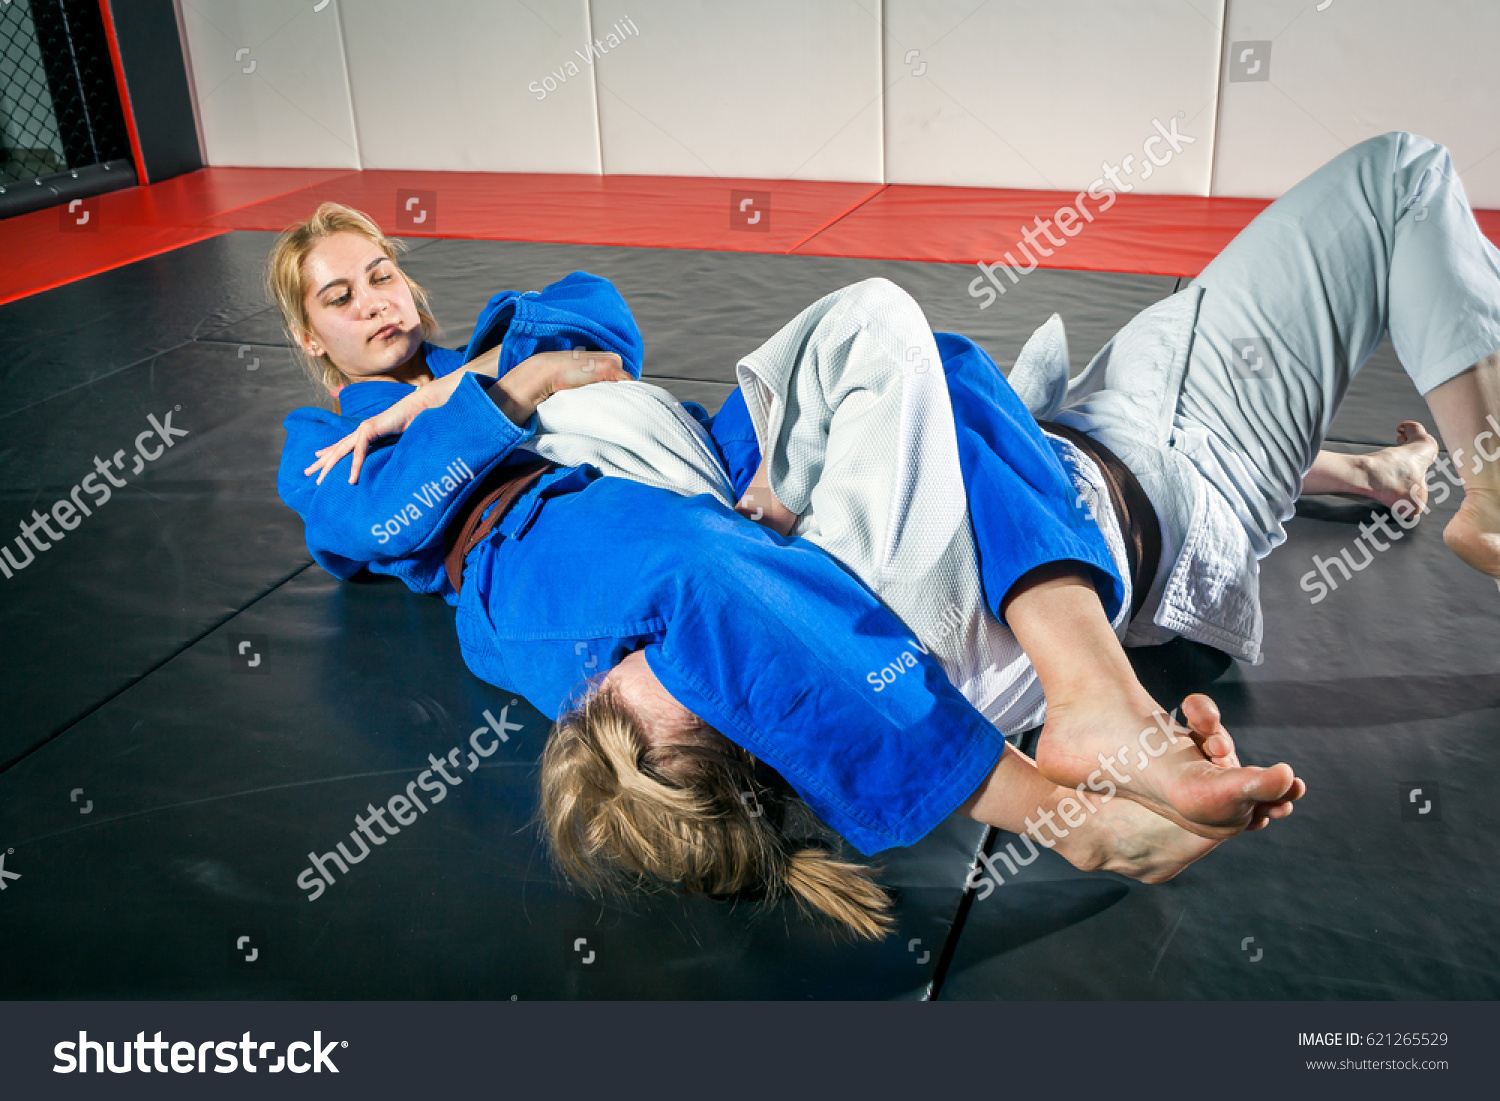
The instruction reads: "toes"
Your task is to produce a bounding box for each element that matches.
[1180,694,1229,748]
[1396,420,1433,446]
[1201,731,1240,768]
[1242,762,1298,803]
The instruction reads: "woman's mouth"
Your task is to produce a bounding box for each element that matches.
[370,323,400,342]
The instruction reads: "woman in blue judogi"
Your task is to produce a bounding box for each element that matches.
[275,211,1291,936]
[279,131,1497,935]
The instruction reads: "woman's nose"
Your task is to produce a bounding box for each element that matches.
[353,285,387,316]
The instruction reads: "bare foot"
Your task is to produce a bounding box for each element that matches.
[1355,421,1440,510]
[1035,691,1303,841]
[1444,486,1500,582]
[1084,797,1223,883]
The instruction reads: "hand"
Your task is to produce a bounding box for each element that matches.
[304,369,466,485]
[733,456,799,536]
[302,349,630,487]
[524,348,630,401]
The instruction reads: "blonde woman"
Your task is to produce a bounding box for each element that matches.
[272,206,1306,939]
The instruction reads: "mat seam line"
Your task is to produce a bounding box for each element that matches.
[0,560,314,776]
[0,265,287,422]
[786,184,890,254]
[179,169,362,223]
[924,825,994,1001]
[0,340,206,422]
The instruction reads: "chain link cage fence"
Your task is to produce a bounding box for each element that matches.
[1,0,131,195]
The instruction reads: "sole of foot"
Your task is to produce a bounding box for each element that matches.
[1444,494,1500,582]
[1035,695,1302,841]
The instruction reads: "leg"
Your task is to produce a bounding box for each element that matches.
[1176,132,1500,563]
[735,277,1123,727]
[738,280,1304,837]
[1009,562,1303,839]
[1301,422,1439,509]
[961,742,1227,886]
[1425,351,1500,580]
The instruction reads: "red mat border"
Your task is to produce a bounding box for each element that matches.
[4,166,1498,306]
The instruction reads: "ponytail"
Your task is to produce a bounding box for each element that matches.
[783,848,895,940]
[539,684,895,939]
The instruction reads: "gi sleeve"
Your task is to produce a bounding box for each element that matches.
[277,372,537,578]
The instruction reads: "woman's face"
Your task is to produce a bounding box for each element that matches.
[299,231,425,381]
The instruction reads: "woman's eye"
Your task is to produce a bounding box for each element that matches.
[329,294,349,307]
[373,273,391,284]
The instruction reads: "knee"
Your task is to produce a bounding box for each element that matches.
[835,276,920,317]
[1370,130,1451,171]
[831,277,929,340]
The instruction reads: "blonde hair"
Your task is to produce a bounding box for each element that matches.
[540,682,896,940]
[264,201,440,402]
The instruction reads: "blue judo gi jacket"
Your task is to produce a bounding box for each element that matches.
[278,272,1116,854]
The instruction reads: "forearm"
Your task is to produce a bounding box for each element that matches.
[735,455,799,535]
[283,373,536,561]
[415,345,537,427]
[960,743,1103,869]
[1001,562,1153,712]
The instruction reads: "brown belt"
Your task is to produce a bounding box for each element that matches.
[1037,420,1162,623]
[442,457,557,594]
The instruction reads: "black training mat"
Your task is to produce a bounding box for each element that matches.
[0,340,312,765]
[0,566,983,998]
[0,234,436,419]
[3,231,1490,1000]
[1325,339,1437,449]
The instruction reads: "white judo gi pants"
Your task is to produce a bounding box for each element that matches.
[1175,131,1500,553]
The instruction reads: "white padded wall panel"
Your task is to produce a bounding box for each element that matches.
[1215,0,1500,206]
[341,0,601,173]
[883,0,1224,194]
[591,0,884,182]
[180,0,360,168]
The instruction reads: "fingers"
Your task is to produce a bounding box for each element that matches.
[306,438,354,485]
[575,350,624,374]
[303,425,369,485]
[349,433,367,483]
[560,349,629,388]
